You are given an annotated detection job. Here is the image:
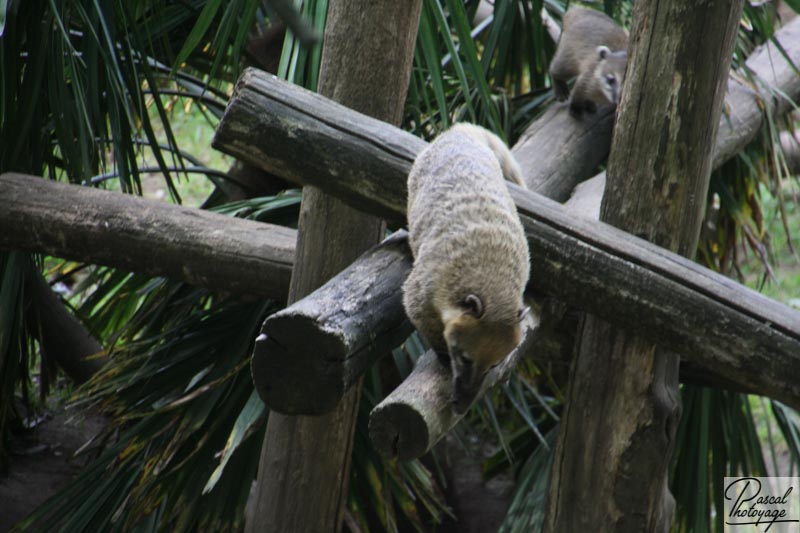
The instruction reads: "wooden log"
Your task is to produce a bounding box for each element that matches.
[215,69,423,225]
[713,20,800,169]
[0,173,295,301]
[27,269,106,384]
[245,2,423,532]
[514,190,800,405]
[546,0,745,530]
[513,104,615,201]
[214,69,613,216]
[251,231,414,414]
[369,313,540,461]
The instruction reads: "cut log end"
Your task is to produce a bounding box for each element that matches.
[251,329,346,415]
[250,231,415,415]
[369,402,431,461]
[369,313,540,461]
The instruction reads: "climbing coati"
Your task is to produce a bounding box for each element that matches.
[549,6,628,117]
[403,124,530,413]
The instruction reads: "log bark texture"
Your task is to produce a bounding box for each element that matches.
[369,312,540,460]
[513,104,615,200]
[545,2,744,533]
[245,2,422,533]
[0,173,295,301]
[251,231,414,414]
[714,21,800,169]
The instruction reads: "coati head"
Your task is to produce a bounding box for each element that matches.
[594,45,627,106]
[442,294,528,414]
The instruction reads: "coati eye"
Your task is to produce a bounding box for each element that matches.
[606,75,617,85]
[517,306,530,322]
[461,294,484,318]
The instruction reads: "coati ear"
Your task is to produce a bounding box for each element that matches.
[461,294,484,318]
[597,45,610,60]
[517,306,530,322]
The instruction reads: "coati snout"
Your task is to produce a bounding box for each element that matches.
[595,46,627,106]
[442,295,528,413]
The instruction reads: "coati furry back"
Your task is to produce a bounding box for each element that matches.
[403,123,530,413]
[549,6,628,116]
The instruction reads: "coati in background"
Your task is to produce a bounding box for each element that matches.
[403,124,530,414]
[549,6,628,117]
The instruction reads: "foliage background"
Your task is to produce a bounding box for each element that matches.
[1,0,798,531]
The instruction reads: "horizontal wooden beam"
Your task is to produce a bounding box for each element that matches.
[4,170,775,427]
[0,173,295,302]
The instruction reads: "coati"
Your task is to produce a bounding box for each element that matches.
[549,6,628,117]
[403,123,530,413]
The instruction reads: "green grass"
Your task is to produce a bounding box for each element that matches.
[140,95,229,206]
[740,181,800,308]
[100,91,230,207]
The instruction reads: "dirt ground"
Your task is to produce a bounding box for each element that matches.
[0,404,106,532]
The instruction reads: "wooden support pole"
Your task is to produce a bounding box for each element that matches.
[245,2,423,532]
[544,1,744,531]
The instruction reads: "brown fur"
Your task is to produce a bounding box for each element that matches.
[403,124,530,413]
[549,6,628,116]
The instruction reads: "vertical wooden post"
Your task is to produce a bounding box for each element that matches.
[245,2,422,532]
[544,1,744,531]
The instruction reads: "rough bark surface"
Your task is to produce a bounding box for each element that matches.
[369,314,540,460]
[512,104,615,200]
[545,2,745,532]
[251,231,413,414]
[0,173,295,301]
[245,2,422,533]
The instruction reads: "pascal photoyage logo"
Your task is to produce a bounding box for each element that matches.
[724,477,800,532]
